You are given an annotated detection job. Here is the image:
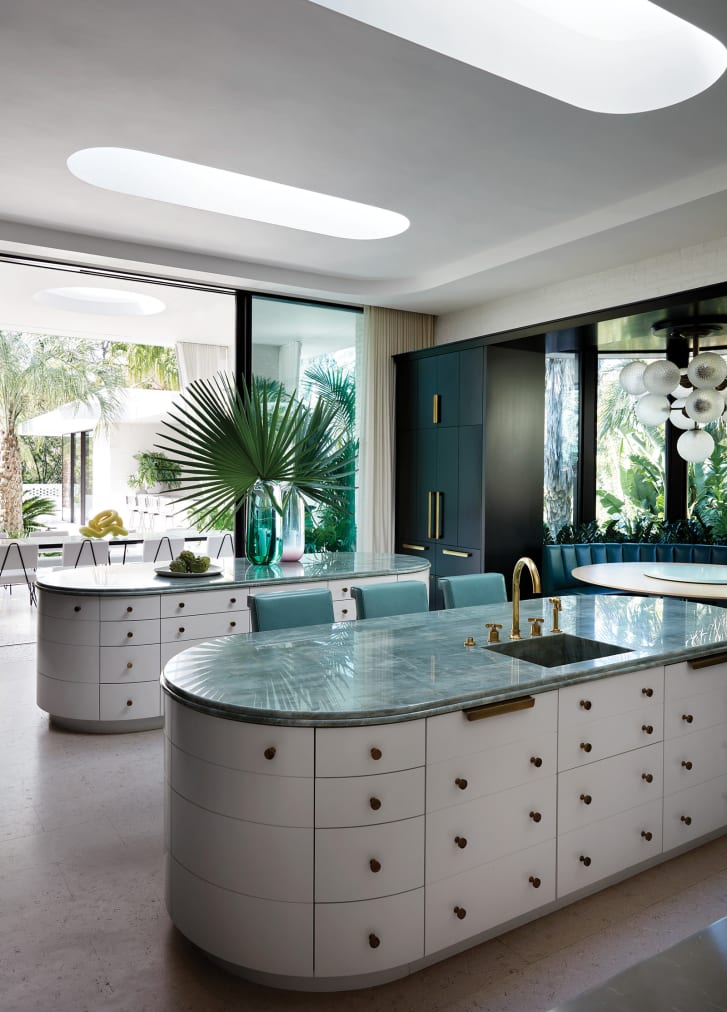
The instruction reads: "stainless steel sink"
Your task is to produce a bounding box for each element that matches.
[486,633,632,668]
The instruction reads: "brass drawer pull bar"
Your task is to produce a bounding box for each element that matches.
[402,543,426,552]
[442,549,471,558]
[433,394,441,424]
[435,491,442,540]
[427,493,433,540]
[464,695,535,721]
[690,653,727,669]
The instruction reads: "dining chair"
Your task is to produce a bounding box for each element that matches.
[439,572,507,609]
[0,542,39,605]
[142,535,185,564]
[205,532,235,559]
[350,580,428,619]
[249,588,334,632]
[62,539,110,568]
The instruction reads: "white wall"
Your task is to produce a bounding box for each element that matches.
[92,422,163,525]
[435,234,727,345]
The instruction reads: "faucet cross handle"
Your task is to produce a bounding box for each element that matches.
[528,617,544,638]
[485,623,502,643]
[549,597,563,634]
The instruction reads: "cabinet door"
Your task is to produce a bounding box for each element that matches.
[458,348,484,426]
[436,427,460,544]
[416,354,459,429]
[457,425,483,547]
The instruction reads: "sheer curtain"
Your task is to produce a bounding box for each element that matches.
[175,343,230,387]
[358,306,434,553]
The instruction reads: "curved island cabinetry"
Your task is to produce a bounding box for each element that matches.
[35,553,429,733]
[162,594,727,990]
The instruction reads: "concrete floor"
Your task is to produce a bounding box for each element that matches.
[2,590,727,1012]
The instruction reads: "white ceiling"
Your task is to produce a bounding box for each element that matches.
[2,0,727,316]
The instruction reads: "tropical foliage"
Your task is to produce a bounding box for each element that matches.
[111,342,179,390]
[544,513,718,545]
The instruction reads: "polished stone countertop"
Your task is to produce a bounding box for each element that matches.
[36,552,428,596]
[161,594,727,727]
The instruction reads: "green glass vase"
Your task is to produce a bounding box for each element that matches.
[245,483,283,566]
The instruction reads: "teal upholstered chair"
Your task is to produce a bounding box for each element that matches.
[350,580,428,619]
[248,588,335,632]
[439,572,507,609]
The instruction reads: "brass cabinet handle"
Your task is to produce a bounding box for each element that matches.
[454,836,468,849]
[580,742,592,753]
[369,797,382,811]
[642,772,654,783]
[682,760,693,770]
[681,815,692,825]
[641,687,654,697]
[370,747,382,760]
[682,713,694,723]
[369,858,382,873]
[126,662,133,670]
[529,811,542,822]
[442,549,471,558]
[453,906,467,920]
[435,491,442,540]
[642,724,654,735]
[579,794,592,805]
[641,831,653,841]
[455,777,468,790]
[579,699,592,710]
[433,393,441,424]
[690,652,727,669]
[530,756,543,768]
[264,746,276,760]
[464,696,535,721]
[579,855,592,867]
[529,876,541,888]
[402,543,426,552]
[427,492,433,540]
[368,933,380,949]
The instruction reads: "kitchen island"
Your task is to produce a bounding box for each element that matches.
[162,593,727,991]
[35,552,429,732]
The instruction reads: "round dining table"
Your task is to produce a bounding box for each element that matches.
[572,561,727,601]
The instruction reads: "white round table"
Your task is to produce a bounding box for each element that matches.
[573,561,727,600]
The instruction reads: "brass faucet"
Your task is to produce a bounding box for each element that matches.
[511,557,541,640]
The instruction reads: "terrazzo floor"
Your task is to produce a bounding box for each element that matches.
[1,590,727,1011]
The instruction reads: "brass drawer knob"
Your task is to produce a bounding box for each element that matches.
[370,747,382,760]
[579,794,592,805]
[530,756,543,768]
[579,855,592,867]
[681,760,693,770]
[126,606,133,613]
[369,797,382,811]
[126,699,133,707]
[454,835,468,849]
[369,858,382,873]
[642,687,654,697]
[126,662,133,669]
[455,777,468,790]
[641,724,654,735]
[642,772,653,783]
[579,742,592,753]
[579,699,592,710]
[126,631,133,639]
[528,876,541,888]
[264,746,276,760]
[342,587,348,594]
[682,713,694,723]
[74,605,81,612]
[368,933,380,949]
[529,811,542,823]
[681,815,692,826]
[342,608,348,616]
[453,906,467,920]
[641,831,653,841]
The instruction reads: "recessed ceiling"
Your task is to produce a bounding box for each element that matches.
[2,0,727,314]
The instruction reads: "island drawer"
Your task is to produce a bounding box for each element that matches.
[425,838,555,956]
[665,684,727,738]
[665,658,727,699]
[427,691,557,765]
[558,742,662,833]
[558,708,663,771]
[166,699,315,777]
[663,722,727,794]
[37,640,99,682]
[160,611,249,644]
[426,732,557,812]
[160,588,249,618]
[315,817,424,901]
[169,743,313,827]
[100,618,160,647]
[99,681,161,721]
[38,612,99,646]
[663,774,727,851]
[39,592,99,621]
[37,672,99,720]
[99,595,160,622]
[328,575,395,601]
[315,767,424,827]
[426,777,555,883]
[557,797,662,897]
[100,644,161,683]
[333,599,355,621]
[316,721,425,777]
[315,888,423,978]
[558,667,663,727]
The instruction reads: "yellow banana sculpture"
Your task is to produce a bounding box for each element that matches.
[79,509,128,539]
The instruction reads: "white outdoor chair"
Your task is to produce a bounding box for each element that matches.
[205,532,235,559]
[0,542,39,605]
[62,539,110,568]
[142,535,185,564]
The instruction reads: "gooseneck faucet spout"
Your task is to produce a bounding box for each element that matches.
[511,557,541,640]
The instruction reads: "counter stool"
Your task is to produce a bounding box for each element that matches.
[350,580,428,619]
[249,588,334,632]
[439,572,507,609]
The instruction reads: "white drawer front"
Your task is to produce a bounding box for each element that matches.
[426,778,555,883]
[315,767,424,828]
[333,599,355,621]
[558,708,663,771]
[665,658,727,699]
[557,797,662,897]
[315,888,423,978]
[663,774,727,852]
[664,722,727,795]
[170,743,313,827]
[160,611,249,644]
[315,817,424,901]
[170,791,312,902]
[559,667,663,727]
[100,644,161,683]
[99,681,161,721]
[168,857,313,977]
[99,595,160,621]
[425,838,555,956]
[38,612,99,646]
[38,591,99,621]
[161,587,249,618]
[100,618,159,647]
[316,720,425,777]
[37,672,98,720]
[665,684,727,739]
[427,691,557,764]
[558,743,662,834]
[427,732,557,813]
[166,699,314,776]
[37,640,99,682]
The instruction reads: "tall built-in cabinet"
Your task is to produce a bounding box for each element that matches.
[395,341,545,605]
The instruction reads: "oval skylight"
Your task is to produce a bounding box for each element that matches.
[67,148,410,240]
[33,286,166,317]
[307,0,727,114]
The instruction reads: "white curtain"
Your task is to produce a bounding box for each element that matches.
[358,306,434,553]
[176,342,230,387]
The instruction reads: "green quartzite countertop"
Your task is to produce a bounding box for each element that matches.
[35,552,428,596]
[161,594,727,727]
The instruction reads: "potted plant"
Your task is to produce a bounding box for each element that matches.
[154,374,354,565]
[128,450,182,493]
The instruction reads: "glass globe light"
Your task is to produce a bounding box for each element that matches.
[686,351,727,389]
[643,359,681,395]
[669,368,690,398]
[669,408,697,431]
[685,388,725,423]
[671,397,686,409]
[677,428,715,462]
[634,393,670,426]
[618,361,647,396]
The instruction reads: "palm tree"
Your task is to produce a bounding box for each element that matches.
[111,342,179,390]
[0,331,125,533]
